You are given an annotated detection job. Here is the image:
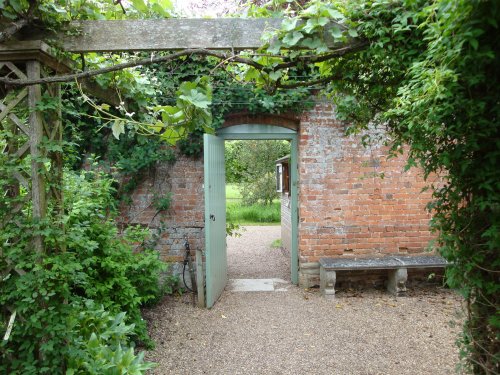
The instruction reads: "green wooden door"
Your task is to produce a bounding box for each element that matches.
[204,134,227,308]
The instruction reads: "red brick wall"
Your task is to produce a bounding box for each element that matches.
[118,103,436,287]
[297,102,435,286]
[119,152,205,276]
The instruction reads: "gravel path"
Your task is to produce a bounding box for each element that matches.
[145,226,463,374]
[227,226,289,280]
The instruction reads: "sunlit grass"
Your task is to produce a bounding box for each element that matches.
[226,201,280,225]
[226,183,281,225]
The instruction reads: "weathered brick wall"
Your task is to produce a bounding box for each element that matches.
[298,102,435,287]
[280,192,292,253]
[118,103,436,288]
[119,152,205,277]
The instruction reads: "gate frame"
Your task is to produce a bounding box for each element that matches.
[216,124,299,285]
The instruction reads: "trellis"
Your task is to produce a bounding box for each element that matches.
[1,43,68,255]
[0,44,69,335]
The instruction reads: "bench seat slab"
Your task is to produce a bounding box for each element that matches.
[318,255,448,298]
[319,255,447,271]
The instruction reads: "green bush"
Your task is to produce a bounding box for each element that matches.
[0,169,175,374]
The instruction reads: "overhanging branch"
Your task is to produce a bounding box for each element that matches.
[274,42,368,69]
[275,74,343,90]
[0,49,264,87]
[0,0,38,43]
[0,44,367,88]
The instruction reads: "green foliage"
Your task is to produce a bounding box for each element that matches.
[108,135,176,194]
[225,142,245,183]
[62,81,177,198]
[241,172,279,206]
[229,140,289,205]
[66,301,156,375]
[271,239,282,249]
[0,167,175,373]
[225,183,243,201]
[152,192,172,212]
[142,56,314,157]
[0,0,173,24]
[147,77,214,144]
[4,0,498,372]
[225,221,244,238]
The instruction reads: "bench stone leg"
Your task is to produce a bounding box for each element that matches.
[320,267,336,299]
[387,268,407,296]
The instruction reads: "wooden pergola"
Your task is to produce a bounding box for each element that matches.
[0,17,351,252]
[0,19,284,250]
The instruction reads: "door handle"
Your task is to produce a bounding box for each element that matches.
[210,214,215,221]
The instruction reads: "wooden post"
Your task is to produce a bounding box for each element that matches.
[27,61,46,253]
[196,249,205,308]
[46,82,65,251]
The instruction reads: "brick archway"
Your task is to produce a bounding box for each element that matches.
[222,111,300,131]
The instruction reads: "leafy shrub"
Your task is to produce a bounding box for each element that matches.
[240,172,280,206]
[66,301,156,375]
[229,140,290,205]
[0,169,175,373]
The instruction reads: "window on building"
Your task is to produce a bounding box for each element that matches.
[276,164,283,192]
[276,156,290,193]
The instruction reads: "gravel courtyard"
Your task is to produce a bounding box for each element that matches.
[145,226,463,374]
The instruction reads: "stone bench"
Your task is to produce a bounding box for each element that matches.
[319,255,448,298]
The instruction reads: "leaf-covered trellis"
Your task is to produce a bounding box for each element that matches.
[0,60,63,253]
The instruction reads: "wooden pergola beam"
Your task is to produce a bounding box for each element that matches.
[17,18,343,53]
[57,19,283,52]
[0,40,71,73]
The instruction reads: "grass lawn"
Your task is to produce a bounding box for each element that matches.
[226,184,280,225]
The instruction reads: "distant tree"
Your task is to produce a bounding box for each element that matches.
[225,141,246,183]
[234,140,290,205]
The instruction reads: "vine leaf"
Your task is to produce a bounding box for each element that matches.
[269,70,282,81]
[112,120,125,140]
[283,31,303,47]
[132,0,148,12]
[330,26,343,39]
[161,127,185,145]
[179,90,211,109]
[281,18,298,32]
[348,29,359,38]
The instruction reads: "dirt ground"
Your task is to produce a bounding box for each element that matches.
[144,226,463,374]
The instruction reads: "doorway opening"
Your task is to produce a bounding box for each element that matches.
[203,124,298,308]
[225,139,291,288]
